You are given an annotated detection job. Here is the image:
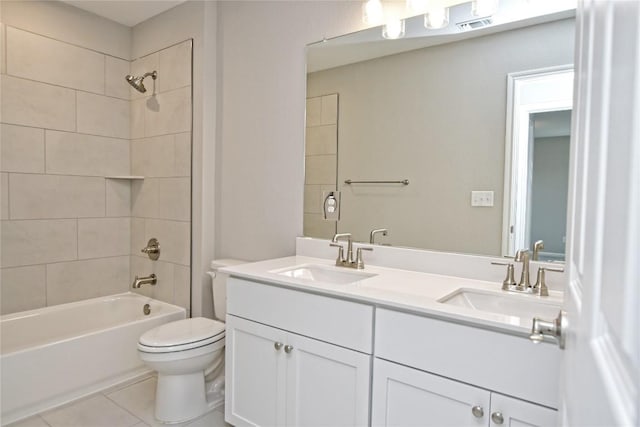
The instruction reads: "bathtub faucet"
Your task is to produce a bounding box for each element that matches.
[132,274,157,289]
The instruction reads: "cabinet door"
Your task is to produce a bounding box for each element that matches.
[489,394,556,427]
[285,332,371,427]
[225,315,287,427]
[372,358,490,427]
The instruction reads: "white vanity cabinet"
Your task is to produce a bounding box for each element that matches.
[225,278,373,427]
[372,308,560,427]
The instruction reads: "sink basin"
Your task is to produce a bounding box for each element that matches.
[438,288,561,319]
[274,264,377,285]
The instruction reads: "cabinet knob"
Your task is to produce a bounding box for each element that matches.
[284,344,294,353]
[471,406,484,418]
[491,412,504,425]
[274,342,283,351]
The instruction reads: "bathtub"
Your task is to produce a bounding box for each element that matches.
[0,292,186,425]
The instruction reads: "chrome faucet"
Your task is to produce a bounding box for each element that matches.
[331,233,354,265]
[532,240,544,261]
[132,274,157,289]
[514,249,531,291]
[330,233,373,269]
[370,228,388,244]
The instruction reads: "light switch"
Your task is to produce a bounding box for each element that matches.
[471,190,494,207]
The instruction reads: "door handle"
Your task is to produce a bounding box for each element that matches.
[284,345,294,354]
[530,310,567,349]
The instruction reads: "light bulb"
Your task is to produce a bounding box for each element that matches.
[406,0,428,14]
[363,0,384,25]
[472,0,498,17]
[424,6,449,29]
[382,19,406,39]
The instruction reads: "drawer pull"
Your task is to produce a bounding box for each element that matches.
[491,412,504,425]
[471,406,484,418]
[284,345,294,354]
[274,342,283,351]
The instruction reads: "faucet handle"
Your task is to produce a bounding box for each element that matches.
[533,266,564,296]
[355,247,373,269]
[329,243,345,265]
[491,262,517,291]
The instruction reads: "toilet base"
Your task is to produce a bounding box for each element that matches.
[154,373,225,424]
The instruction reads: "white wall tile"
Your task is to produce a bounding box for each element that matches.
[9,174,105,219]
[144,86,191,137]
[105,56,130,99]
[321,93,338,125]
[174,132,191,177]
[131,179,159,218]
[1,173,8,219]
[130,256,174,303]
[46,130,129,176]
[1,219,77,267]
[0,265,46,314]
[46,256,130,305]
[78,218,130,259]
[106,179,131,217]
[130,98,145,139]
[158,40,192,93]
[174,264,190,310]
[1,75,75,131]
[131,217,146,255]
[1,124,45,173]
[306,97,322,127]
[77,92,130,139]
[131,135,174,177]
[305,125,337,156]
[158,177,190,221]
[304,155,337,185]
[130,52,159,100]
[6,27,105,94]
[145,219,190,266]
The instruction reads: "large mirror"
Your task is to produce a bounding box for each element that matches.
[303,0,575,261]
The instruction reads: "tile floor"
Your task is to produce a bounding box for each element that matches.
[7,375,230,427]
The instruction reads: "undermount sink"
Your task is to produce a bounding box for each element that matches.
[438,288,561,320]
[274,264,377,285]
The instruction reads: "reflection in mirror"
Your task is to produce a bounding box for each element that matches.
[304,3,575,260]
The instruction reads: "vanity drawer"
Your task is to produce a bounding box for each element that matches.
[374,308,561,408]
[227,277,373,354]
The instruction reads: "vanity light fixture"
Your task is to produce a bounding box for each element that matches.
[363,0,499,36]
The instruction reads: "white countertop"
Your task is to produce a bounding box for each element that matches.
[221,256,563,337]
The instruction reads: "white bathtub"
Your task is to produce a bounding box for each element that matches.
[0,292,186,425]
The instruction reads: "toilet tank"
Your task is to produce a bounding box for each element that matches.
[209,259,246,321]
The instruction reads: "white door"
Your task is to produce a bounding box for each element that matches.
[371,358,490,427]
[285,332,370,427]
[560,0,639,425]
[225,315,287,427]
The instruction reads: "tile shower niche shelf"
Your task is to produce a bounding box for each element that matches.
[105,176,145,180]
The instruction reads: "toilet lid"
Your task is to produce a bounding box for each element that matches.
[139,318,225,352]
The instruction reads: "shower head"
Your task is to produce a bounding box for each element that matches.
[125,70,157,93]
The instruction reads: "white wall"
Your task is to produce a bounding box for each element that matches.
[216,1,365,261]
[132,1,217,317]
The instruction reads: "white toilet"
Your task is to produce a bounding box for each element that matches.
[138,259,245,424]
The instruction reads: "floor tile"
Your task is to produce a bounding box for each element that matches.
[6,415,51,427]
[106,378,163,427]
[184,409,230,427]
[40,394,140,427]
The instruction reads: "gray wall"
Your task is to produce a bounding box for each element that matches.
[530,136,570,255]
[307,19,575,256]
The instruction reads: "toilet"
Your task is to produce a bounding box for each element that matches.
[138,259,245,424]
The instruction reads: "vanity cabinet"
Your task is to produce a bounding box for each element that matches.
[225,278,373,427]
[372,359,556,427]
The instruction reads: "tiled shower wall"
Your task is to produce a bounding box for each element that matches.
[1,25,131,314]
[303,94,338,239]
[129,40,192,314]
[0,22,193,315]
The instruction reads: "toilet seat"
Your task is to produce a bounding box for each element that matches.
[138,317,225,354]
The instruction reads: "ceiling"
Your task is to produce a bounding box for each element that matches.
[61,0,187,27]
